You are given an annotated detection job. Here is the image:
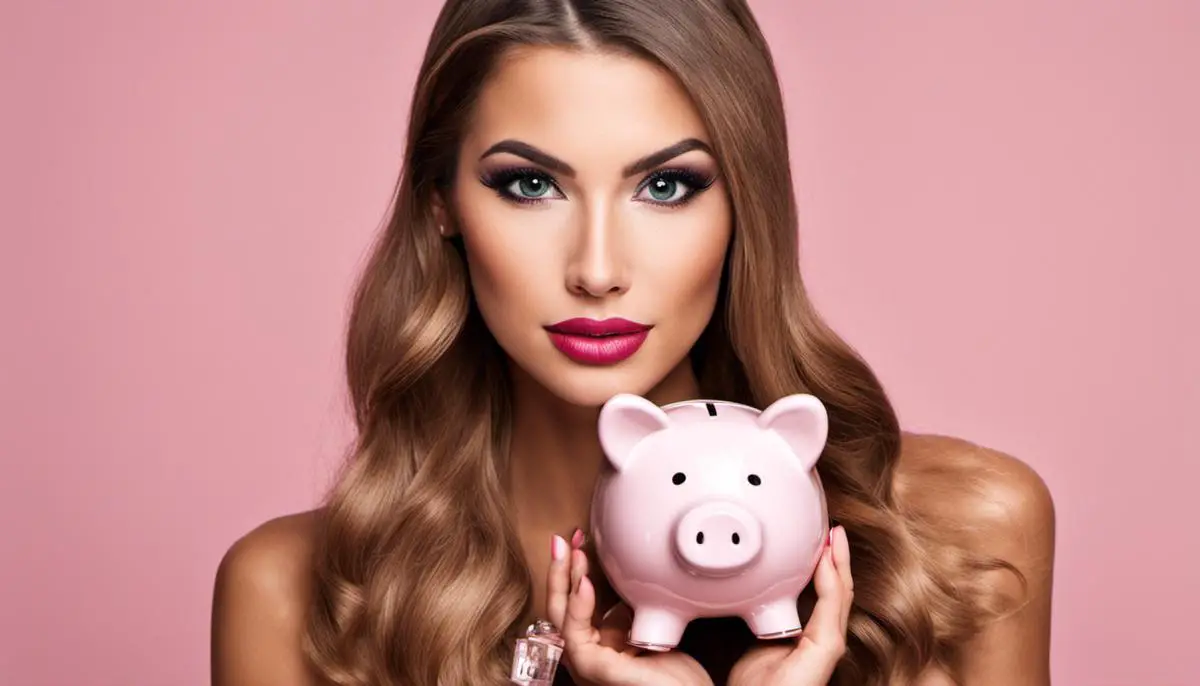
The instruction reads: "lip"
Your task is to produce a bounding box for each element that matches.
[544,318,653,366]
[545,318,651,336]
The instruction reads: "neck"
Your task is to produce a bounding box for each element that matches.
[506,360,701,534]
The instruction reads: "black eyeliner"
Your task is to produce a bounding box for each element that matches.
[478,166,561,205]
[636,167,717,207]
[479,164,717,207]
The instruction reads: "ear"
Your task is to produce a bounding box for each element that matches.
[431,192,456,237]
[757,394,828,472]
[598,394,671,472]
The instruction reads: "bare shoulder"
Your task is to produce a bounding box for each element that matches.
[212,510,322,686]
[894,432,1056,562]
[895,433,1056,682]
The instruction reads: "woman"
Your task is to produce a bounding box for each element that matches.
[211,1,1055,684]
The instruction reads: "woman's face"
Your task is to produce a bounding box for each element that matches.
[449,46,732,407]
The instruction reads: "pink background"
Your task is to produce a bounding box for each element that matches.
[2,1,1196,684]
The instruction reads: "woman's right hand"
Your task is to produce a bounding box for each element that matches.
[546,532,713,686]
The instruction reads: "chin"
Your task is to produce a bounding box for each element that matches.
[538,364,663,408]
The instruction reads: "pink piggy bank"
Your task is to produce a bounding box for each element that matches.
[590,393,830,651]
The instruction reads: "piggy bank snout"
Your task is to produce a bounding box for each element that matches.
[674,502,763,577]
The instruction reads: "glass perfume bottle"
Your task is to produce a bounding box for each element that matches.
[509,619,565,685]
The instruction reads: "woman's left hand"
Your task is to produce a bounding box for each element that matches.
[727,525,854,686]
[545,532,713,686]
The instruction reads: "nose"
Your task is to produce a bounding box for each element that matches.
[564,204,629,297]
[674,502,763,577]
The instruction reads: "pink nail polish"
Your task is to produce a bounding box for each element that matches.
[570,528,585,549]
[827,527,835,547]
[551,534,568,562]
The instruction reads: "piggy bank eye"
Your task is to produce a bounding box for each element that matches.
[747,474,762,486]
[672,472,687,485]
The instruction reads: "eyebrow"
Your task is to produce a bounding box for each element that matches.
[478,137,714,178]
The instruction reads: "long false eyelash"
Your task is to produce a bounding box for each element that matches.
[478,166,558,205]
[479,166,719,207]
[637,168,717,208]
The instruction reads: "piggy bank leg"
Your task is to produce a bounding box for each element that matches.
[626,607,689,652]
[745,598,803,639]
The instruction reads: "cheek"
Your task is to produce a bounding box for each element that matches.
[454,191,559,315]
[460,230,522,299]
[641,203,731,314]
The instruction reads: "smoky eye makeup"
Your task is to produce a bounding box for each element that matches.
[478,165,563,205]
[478,163,719,208]
[634,166,717,207]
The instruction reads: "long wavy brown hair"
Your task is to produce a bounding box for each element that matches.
[303,1,1022,684]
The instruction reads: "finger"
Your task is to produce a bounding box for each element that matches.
[545,534,570,630]
[562,557,637,684]
[561,549,599,648]
[784,540,847,672]
[803,542,844,643]
[557,549,600,681]
[831,526,854,627]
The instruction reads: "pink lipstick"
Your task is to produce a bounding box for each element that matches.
[544,318,652,365]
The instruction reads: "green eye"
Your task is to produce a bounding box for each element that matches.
[514,176,552,198]
[635,168,714,206]
[647,178,678,202]
[480,167,564,205]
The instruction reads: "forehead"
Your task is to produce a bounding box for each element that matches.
[465,45,710,157]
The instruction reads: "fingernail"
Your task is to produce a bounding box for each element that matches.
[571,528,585,549]
[827,527,836,547]
[551,534,568,562]
[601,603,620,622]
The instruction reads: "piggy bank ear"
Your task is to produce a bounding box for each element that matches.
[757,394,829,471]
[598,394,671,472]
